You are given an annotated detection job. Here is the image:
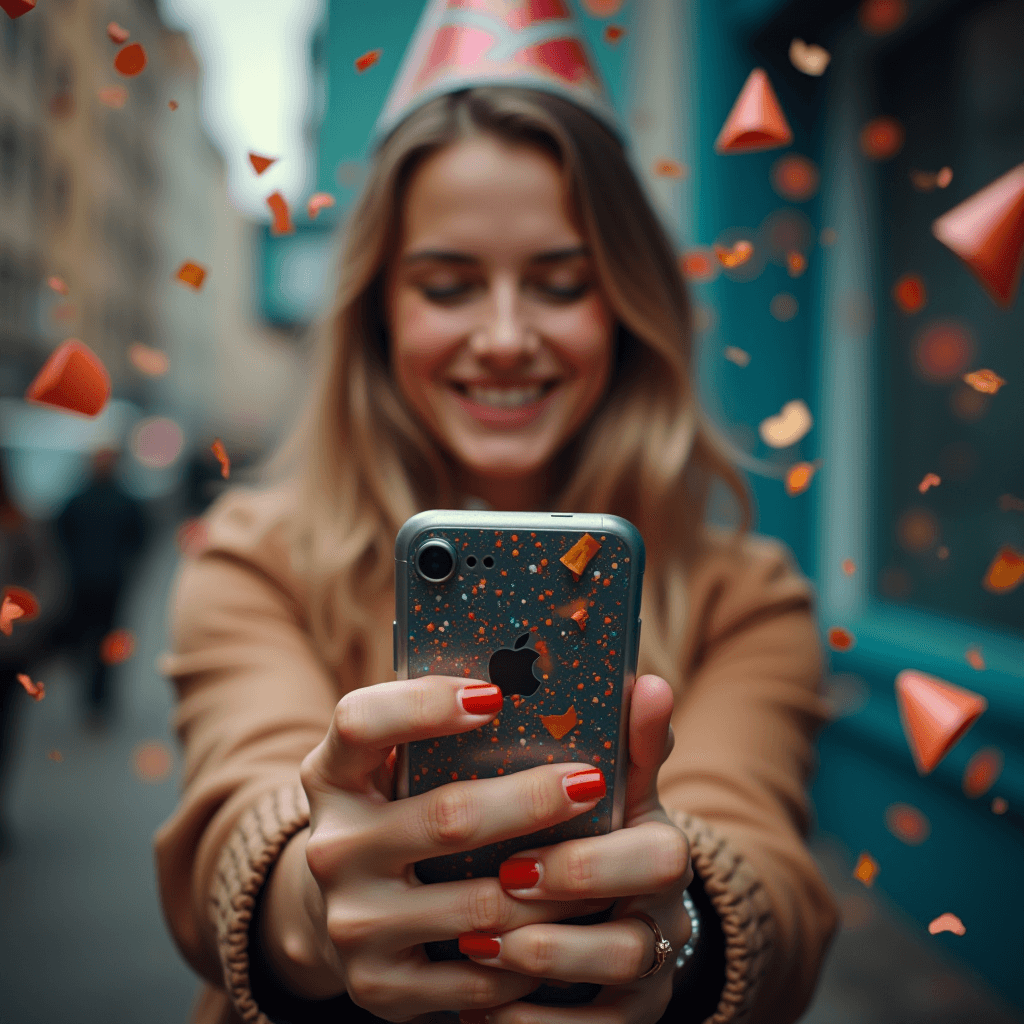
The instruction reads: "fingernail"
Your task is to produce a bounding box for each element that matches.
[459,1010,492,1024]
[499,857,540,889]
[563,767,606,803]
[460,685,503,715]
[458,931,502,959]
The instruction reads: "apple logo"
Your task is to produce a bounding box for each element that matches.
[488,632,543,698]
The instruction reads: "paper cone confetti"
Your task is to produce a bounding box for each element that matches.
[714,68,793,154]
[1,0,36,19]
[895,669,987,774]
[25,339,111,417]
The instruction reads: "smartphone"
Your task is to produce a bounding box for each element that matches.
[393,509,645,1006]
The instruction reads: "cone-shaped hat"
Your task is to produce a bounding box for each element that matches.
[372,0,623,150]
[714,68,793,154]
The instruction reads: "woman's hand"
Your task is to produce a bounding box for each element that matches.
[296,676,622,1023]
[453,674,693,1024]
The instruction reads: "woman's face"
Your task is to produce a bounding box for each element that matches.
[385,134,615,511]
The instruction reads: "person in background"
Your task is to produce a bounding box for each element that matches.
[54,444,149,729]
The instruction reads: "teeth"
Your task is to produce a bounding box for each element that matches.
[464,384,547,408]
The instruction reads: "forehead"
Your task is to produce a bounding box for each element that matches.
[398,136,582,256]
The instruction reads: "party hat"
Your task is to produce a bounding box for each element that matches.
[372,0,623,150]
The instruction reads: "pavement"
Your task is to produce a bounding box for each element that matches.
[1,513,1021,1024]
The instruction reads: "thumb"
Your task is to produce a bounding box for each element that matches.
[624,674,675,820]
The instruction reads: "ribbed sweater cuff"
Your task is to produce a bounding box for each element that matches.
[671,811,776,1024]
[209,782,311,1024]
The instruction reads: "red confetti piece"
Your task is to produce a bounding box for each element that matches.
[914,321,975,383]
[827,626,855,651]
[918,472,941,493]
[582,0,624,14]
[983,546,1024,594]
[785,461,819,496]
[25,339,111,417]
[860,116,904,160]
[859,0,908,35]
[715,68,793,154]
[47,275,69,295]
[603,24,625,44]
[895,669,987,774]
[772,154,820,202]
[963,369,1005,394]
[354,49,382,73]
[98,85,128,109]
[928,913,965,936]
[133,740,172,782]
[886,803,930,845]
[17,673,44,701]
[129,343,169,377]
[892,273,926,313]
[540,705,578,740]
[266,191,294,236]
[0,596,24,635]
[653,158,686,178]
[965,646,985,671]
[963,747,1003,798]
[842,558,856,575]
[307,192,336,219]
[47,749,63,762]
[1,0,35,18]
[100,629,135,665]
[211,438,230,479]
[788,38,830,76]
[175,261,206,289]
[570,607,588,631]
[992,797,1008,814]
[560,534,601,581]
[853,852,879,886]
[106,21,129,44]
[714,240,754,267]
[168,100,178,111]
[679,249,719,283]
[248,152,277,175]
[1,585,39,625]
[114,42,147,77]
[787,251,807,277]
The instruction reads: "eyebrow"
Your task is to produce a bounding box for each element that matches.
[401,245,590,266]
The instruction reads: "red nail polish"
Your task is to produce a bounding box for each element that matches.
[458,932,501,958]
[500,857,540,889]
[460,685,503,715]
[564,768,606,803]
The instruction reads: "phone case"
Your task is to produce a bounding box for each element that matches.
[393,510,645,1006]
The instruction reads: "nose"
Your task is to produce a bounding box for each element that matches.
[470,278,540,361]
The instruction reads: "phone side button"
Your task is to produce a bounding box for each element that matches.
[634,618,642,668]
[393,620,398,672]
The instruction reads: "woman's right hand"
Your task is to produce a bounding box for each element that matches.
[295,675,616,1023]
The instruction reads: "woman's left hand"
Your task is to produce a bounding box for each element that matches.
[456,674,693,1024]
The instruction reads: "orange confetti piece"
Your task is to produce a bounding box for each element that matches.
[963,369,1005,394]
[965,646,985,671]
[842,558,856,574]
[107,21,129,44]
[714,240,754,267]
[715,68,793,154]
[582,0,624,14]
[788,38,830,76]
[827,626,855,651]
[603,24,625,44]
[918,472,941,493]
[724,346,750,367]
[892,273,926,313]
[1,0,35,18]
[307,192,336,219]
[211,438,231,479]
[983,546,1024,594]
[910,166,953,191]
[786,252,807,277]
[858,0,908,34]
[785,460,819,496]
[129,343,169,377]
[540,705,578,740]
[175,261,207,289]
[886,803,930,845]
[114,42,147,77]
[133,740,172,782]
[248,152,277,175]
[570,607,589,631]
[355,48,382,73]
[560,533,602,581]
[176,517,209,557]
[895,669,987,774]
[653,158,686,178]
[992,797,1008,814]
[47,749,63,762]
[47,275,68,295]
[25,339,111,417]
[853,852,879,886]
[267,191,294,236]
[759,399,813,448]
[100,629,135,665]
[860,116,904,160]
[1,585,39,624]
[0,596,24,634]
[963,747,1003,798]
[98,85,128,109]
[168,100,178,111]
[17,673,44,701]
[679,249,719,283]
[928,913,965,936]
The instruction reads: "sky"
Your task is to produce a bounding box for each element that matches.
[156,0,326,220]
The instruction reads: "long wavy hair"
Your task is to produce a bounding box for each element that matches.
[253,87,755,691]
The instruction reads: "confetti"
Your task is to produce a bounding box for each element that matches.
[786,252,807,277]
[771,154,820,202]
[853,852,879,886]
[582,0,624,14]
[100,629,135,665]
[860,116,904,160]
[679,249,720,283]
[570,607,588,631]
[211,438,231,479]
[47,749,63,762]
[653,158,685,178]
[983,546,1024,594]
[724,346,750,367]
[962,369,1005,394]
[714,240,754,267]
[842,558,856,574]
[886,803,930,845]
[540,705,578,740]
[132,416,184,469]
[560,534,601,582]
[771,293,799,321]
[248,152,277,175]
[133,740,172,782]
[355,49,382,73]
[266,191,294,236]
[928,913,965,936]
[0,596,25,634]
[106,21,129,44]
[1,585,39,626]
[714,68,793,154]
[114,42,147,77]
[965,646,985,671]
[918,473,941,493]
[175,261,207,289]
[892,273,926,313]
[25,339,111,417]
[936,546,949,560]
[895,669,987,774]
[788,38,830,76]
[168,100,178,111]
[963,747,1003,798]
[603,24,625,44]
[759,399,813,448]
[128,343,169,377]
[827,626,855,651]
[47,275,69,295]
[17,673,44,701]
[931,162,1024,308]
[914,321,975,383]
[785,461,819,496]
[307,192,336,219]
[992,797,1008,814]
[98,85,128,109]
[1000,494,1024,512]
[858,0,908,35]
[1,0,35,18]
[910,166,953,191]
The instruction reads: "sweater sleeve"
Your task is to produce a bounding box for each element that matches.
[152,493,340,1024]
[657,532,840,1024]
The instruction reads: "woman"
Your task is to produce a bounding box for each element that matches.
[154,6,838,1024]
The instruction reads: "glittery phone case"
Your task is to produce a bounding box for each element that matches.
[393,510,645,1006]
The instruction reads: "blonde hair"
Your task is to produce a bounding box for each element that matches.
[255,87,754,690]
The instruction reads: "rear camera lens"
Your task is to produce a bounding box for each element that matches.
[415,539,456,583]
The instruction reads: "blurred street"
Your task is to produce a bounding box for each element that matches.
[0,499,1020,1024]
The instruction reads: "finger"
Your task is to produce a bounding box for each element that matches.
[624,674,675,820]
